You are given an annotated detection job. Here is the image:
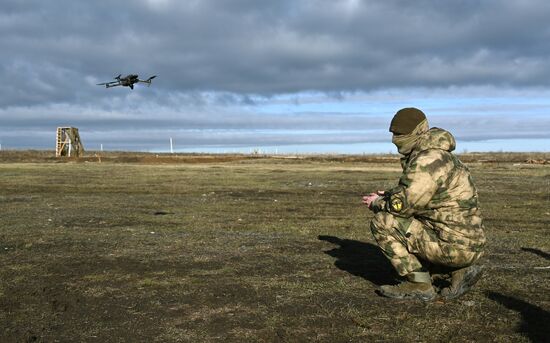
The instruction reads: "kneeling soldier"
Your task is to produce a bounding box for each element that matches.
[363,108,486,301]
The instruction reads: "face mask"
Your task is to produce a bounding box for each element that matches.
[392,119,429,155]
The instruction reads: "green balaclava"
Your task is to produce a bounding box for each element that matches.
[390,108,429,155]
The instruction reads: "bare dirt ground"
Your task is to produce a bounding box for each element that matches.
[0,151,549,342]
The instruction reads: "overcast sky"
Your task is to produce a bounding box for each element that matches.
[1,0,549,153]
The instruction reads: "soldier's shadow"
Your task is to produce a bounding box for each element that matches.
[486,291,550,342]
[318,235,396,286]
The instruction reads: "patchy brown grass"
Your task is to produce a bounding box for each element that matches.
[0,152,548,342]
[1,149,548,164]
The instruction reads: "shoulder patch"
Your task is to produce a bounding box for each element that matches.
[390,196,403,212]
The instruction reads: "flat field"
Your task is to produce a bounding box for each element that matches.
[1,152,549,342]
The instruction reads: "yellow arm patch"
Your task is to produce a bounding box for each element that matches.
[390,197,403,212]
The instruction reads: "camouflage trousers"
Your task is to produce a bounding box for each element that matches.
[370,212,483,277]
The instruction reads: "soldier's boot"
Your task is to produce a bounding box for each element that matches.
[440,265,484,299]
[379,271,436,301]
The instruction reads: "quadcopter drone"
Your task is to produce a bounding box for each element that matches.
[97,74,157,89]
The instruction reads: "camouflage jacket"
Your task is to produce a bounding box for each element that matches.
[372,128,486,250]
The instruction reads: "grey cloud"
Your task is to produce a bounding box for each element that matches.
[1,98,548,151]
[1,1,550,150]
[3,0,550,102]
[0,103,381,131]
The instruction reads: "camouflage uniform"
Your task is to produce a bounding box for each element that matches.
[370,127,486,277]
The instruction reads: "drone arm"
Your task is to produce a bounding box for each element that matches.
[138,75,157,84]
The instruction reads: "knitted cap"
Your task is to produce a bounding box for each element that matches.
[389,108,427,135]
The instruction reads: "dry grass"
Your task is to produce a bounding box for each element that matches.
[0,151,548,342]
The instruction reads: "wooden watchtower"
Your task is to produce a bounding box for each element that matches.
[56,127,84,157]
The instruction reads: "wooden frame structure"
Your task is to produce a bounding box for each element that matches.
[56,127,84,157]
